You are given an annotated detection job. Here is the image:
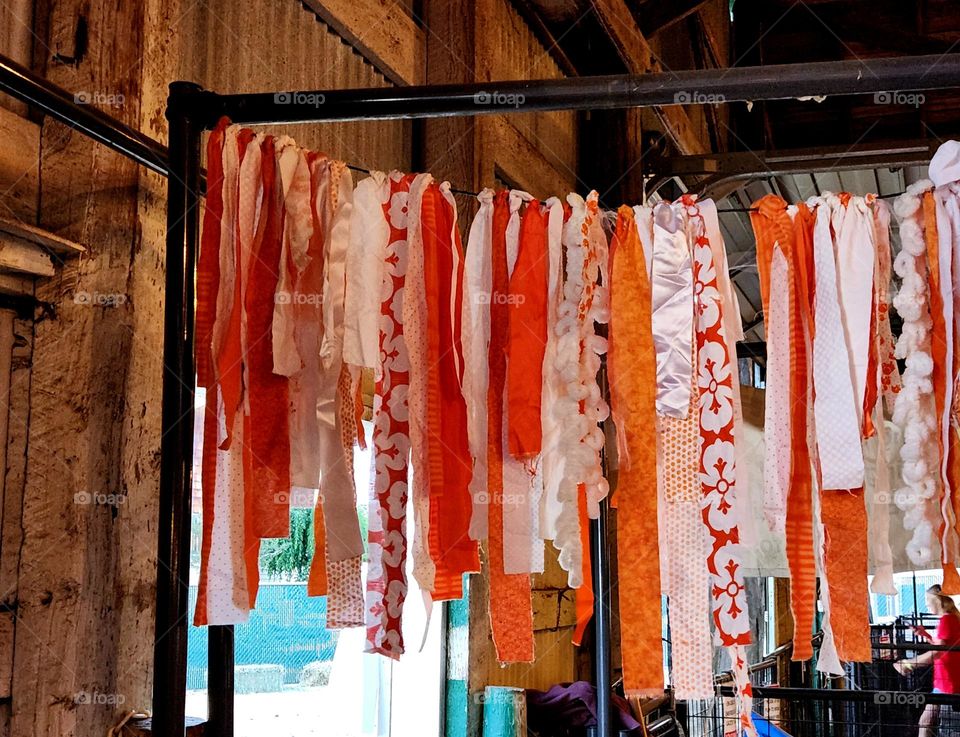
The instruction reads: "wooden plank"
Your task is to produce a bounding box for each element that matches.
[0,219,85,257]
[0,274,34,298]
[0,238,55,278]
[300,0,425,85]
[590,0,708,155]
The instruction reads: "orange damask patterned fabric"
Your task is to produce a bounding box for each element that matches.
[608,206,662,694]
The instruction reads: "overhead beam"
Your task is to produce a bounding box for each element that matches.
[299,0,426,85]
[633,0,710,37]
[589,0,707,154]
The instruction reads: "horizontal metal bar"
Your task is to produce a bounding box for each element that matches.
[0,53,169,176]
[715,686,960,706]
[190,53,960,127]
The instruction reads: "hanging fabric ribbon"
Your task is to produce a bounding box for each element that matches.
[463,189,495,542]
[609,205,665,696]
[893,181,941,566]
[365,171,417,658]
[487,190,535,663]
[750,196,817,662]
[684,195,754,737]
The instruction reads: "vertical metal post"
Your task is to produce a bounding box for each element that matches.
[152,81,204,737]
[208,625,235,736]
[591,499,613,737]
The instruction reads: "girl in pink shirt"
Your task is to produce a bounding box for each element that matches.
[895,585,960,736]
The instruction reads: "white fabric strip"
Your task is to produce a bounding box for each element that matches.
[236,135,263,418]
[343,171,389,374]
[762,246,791,534]
[651,202,694,419]
[833,196,877,424]
[286,151,322,490]
[207,405,251,624]
[318,164,365,563]
[868,412,897,595]
[633,205,654,280]
[810,194,865,490]
[462,189,494,541]
[272,140,313,379]
[402,173,437,596]
[539,197,566,542]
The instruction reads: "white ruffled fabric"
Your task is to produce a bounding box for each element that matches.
[551,193,590,587]
[892,180,941,566]
[580,192,611,519]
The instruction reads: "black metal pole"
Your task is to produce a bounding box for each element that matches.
[0,52,169,175]
[208,625,235,736]
[186,53,960,126]
[152,81,203,737]
[591,499,613,737]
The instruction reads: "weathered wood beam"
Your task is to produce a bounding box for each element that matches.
[590,0,708,155]
[633,0,710,37]
[0,237,54,277]
[0,106,40,222]
[509,0,580,76]
[0,218,85,257]
[300,0,425,85]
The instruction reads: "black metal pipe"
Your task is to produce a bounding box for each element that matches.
[208,625,235,737]
[0,53,169,176]
[152,81,203,737]
[715,686,960,706]
[179,53,960,127]
[591,498,613,737]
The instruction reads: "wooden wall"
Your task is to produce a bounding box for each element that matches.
[0,1,585,735]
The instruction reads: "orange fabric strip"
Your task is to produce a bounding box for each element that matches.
[506,200,548,459]
[488,191,534,662]
[245,136,291,539]
[423,183,478,601]
[751,196,817,661]
[820,488,872,662]
[193,121,228,627]
[196,119,228,389]
[572,483,594,647]
[923,193,954,588]
[307,502,328,596]
[608,206,662,692]
[216,128,256,450]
